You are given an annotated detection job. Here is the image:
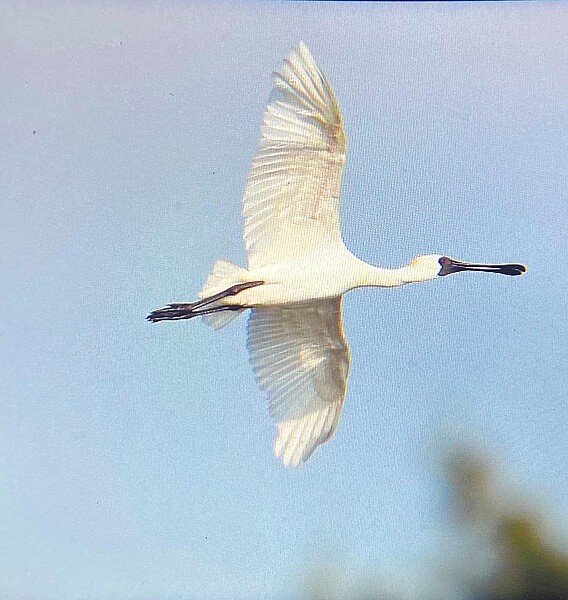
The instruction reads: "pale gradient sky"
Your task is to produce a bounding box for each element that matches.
[1,2,567,599]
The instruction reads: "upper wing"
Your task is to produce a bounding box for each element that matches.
[243,42,348,270]
[247,298,350,467]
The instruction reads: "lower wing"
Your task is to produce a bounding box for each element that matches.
[246,297,350,467]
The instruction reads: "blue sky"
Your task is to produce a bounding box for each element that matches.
[1,2,567,599]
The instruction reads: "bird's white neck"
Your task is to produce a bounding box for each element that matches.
[352,260,435,289]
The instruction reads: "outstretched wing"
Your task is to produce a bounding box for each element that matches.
[247,298,350,467]
[243,42,347,270]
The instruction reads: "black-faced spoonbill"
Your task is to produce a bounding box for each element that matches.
[148,43,526,467]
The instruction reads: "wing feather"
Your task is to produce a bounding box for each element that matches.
[243,42,347,269]
[247,298,350,467]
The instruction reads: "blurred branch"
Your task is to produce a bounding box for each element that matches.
[445,449,568,600]
[303,448,568,600]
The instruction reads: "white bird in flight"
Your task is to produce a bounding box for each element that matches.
[148,43,526,467]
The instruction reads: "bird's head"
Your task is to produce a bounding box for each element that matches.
[407,254,527,282]
[407,254,447,281]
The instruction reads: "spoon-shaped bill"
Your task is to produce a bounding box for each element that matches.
[439,257,527,277]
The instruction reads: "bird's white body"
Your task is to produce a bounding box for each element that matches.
[223,250,442,307]
[149,42,525,467]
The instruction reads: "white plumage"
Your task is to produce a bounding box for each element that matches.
[247,298,348,467]
[148,42,526,467]
[237,43,350,466]
[243,42,346,270]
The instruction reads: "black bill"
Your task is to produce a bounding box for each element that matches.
[439,257,526,277]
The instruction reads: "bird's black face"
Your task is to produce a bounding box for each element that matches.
[438,256,526,277]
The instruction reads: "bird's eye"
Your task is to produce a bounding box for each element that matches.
[439,257,447,266]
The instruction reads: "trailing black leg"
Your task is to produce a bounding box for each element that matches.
[146,304,243,323]
[188,280,264,311]
[147,280,264,323]
[147,303,196,322]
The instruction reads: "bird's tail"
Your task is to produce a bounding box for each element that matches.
[197,260,253,329]
[147,261,261,329]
